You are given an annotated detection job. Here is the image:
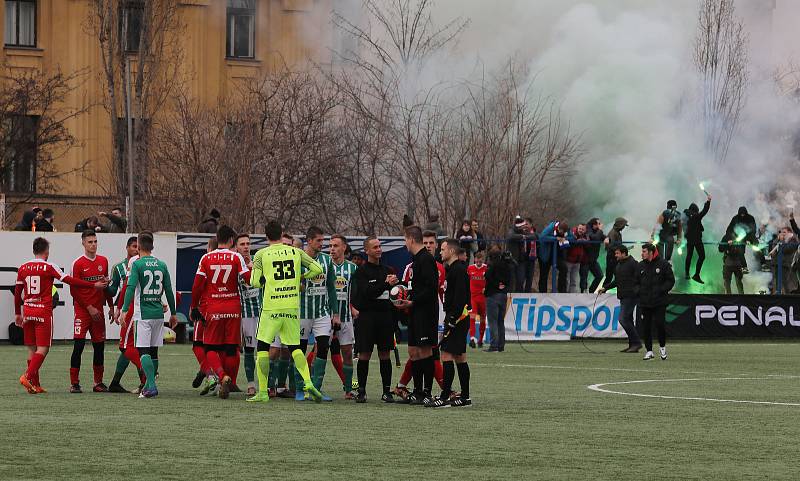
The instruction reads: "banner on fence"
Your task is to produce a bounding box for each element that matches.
[504,293,626,340]
[665,294,800,338]
[0,232,177,340]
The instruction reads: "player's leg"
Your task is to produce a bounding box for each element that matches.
[477,298,487,347]
[135,319,156,397]
[220,316,241,391]
[436,350,456,404]
[451,352,471,407]
[192,319,209,387]
[70,315,89,392]
[242,316,257,395]
[337,320,355,398]
[329,337,346,385]
[89,319,107,392]
[203,315,230,396]
[20,322,37,393]
[354,317,374,402]
[376,319,395,402]
[282,311,321,402]
[295,318,312,400]
[247,340,272,403]
[432,348,445,390]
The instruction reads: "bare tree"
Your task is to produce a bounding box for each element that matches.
[0,65,91,204]
[694,0,749,165]
[85,0,184,220]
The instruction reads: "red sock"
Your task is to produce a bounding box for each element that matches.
[223,352,240,386]
[124,346,143,370]
[434,360,444,389]
[192,345,208,373]
[69,367,79,385]
[331,353,345,383]
[307,351,316,376]
[206,351,226,379]
[479,320,487,342]
[26,353,45,383]
[469,315,477,338]
[399,358,413,386]
[93,364,104,385]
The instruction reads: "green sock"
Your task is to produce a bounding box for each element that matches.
[140,354,156,390]
[312,357,327,390]
[343,363,354,392]
[291,350,311,387]
[244,350,256,383]
[112,353,129,385]
[275,359,287,387]
[255,351,270,393]
[152,358,159,377]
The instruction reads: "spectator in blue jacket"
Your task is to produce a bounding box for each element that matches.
[538,221,570,293]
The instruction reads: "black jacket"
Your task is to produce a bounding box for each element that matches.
[719,232,746,267]
[408,247,439,322]
[726,207,757,245]
[198,217,219,233]
[586,219,606,261]
[605,256,639,299]
[484,252,512,297]
[684,200,710,243]
[636,256,675,307]
[351,261,394,313]
[443,260,470,326]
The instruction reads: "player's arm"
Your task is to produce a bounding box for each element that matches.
[250,250,265,288]
[121,262,140,314]
[236,252,252,283]
[14,271,24,324]
[299,250,323,280]
[326,259,338,316]
[106,265,122,298]
[190,260,207,321]
[163,266,178,328]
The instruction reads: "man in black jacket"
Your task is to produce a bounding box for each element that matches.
[430,239,472,408]
[484,245,513,352]
[394,226,439,405]
[600,245,641,353]
[684,194,711,283]
[637,244,675,360]
[603,217,628,288]
[586,218,606,292]
[351,236,399,403]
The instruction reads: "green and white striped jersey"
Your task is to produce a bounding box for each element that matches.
[107,257,128,300]
[122,255,176,321]
[300,251,338,320]
[332,259,357,323]
[238,274,262,318]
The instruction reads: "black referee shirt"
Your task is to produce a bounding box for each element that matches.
[408,247,439,323]
[443,259,470,324]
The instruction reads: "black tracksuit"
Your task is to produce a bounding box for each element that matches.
[441,260,470,355]
[636,255,675,351]
[684,200,710,278]
[351,261,395,353]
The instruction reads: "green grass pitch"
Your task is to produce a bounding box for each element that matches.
[1,340,799,481]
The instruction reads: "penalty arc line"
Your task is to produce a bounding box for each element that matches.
[587,377,800,407]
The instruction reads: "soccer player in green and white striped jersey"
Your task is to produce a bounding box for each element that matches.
[329,234,358,398]
[235,233,261,396]
[299,226,339,402]
[120,232,177,399]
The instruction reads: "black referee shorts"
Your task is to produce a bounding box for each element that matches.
[440,319,469,355]
[355,314,394,353]
[407,315,437,347]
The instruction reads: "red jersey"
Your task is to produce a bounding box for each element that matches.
[15,259,65,317]
[467,263,487,299]
[191,249,250,315]
[403,260,446,302]
[70,254,110,312]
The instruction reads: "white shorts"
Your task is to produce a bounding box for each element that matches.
[241,316,258,349]
[135,318,164,348]
[301,314,332,341]
[335,319,354,346]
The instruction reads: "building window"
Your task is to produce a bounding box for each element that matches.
[226,0,255,59]
[120,0,144,52]
[1,115,38,193]
[4,0,37,47]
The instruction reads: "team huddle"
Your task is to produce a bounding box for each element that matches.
[14,221,477,407]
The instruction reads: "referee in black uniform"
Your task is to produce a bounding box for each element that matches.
[430,240,472,408]
[351,236,399,403]
[394,226,439,405]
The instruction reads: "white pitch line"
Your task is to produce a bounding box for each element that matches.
[588,377,800,407]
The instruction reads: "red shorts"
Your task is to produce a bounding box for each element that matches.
[471,296,486,319]
[23,309,53,347]
[202,311,241,346]
[74,307,106,342]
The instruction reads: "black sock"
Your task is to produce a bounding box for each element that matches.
[422,356,434,395]
[92,342,105,366]
[442,360,455,398]
[379,359,392,395]
[111,371,123,385]
[71,339,86,369]
[411,359,423,394]
[457,362,471,399]
[356,359,369,394]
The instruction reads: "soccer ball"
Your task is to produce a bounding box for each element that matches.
[389,285,408,306]
[163,327,177,343]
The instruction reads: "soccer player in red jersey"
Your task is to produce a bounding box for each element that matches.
[467,250,488,348]
[16,237,108,394]
[191,237,217,394]
[393,230,446,401]
[69,230,114,393]
[190,226,251,399]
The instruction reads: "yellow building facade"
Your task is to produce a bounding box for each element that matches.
[1,0,335,229]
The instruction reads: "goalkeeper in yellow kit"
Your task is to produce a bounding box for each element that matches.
[247,220,324,403]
